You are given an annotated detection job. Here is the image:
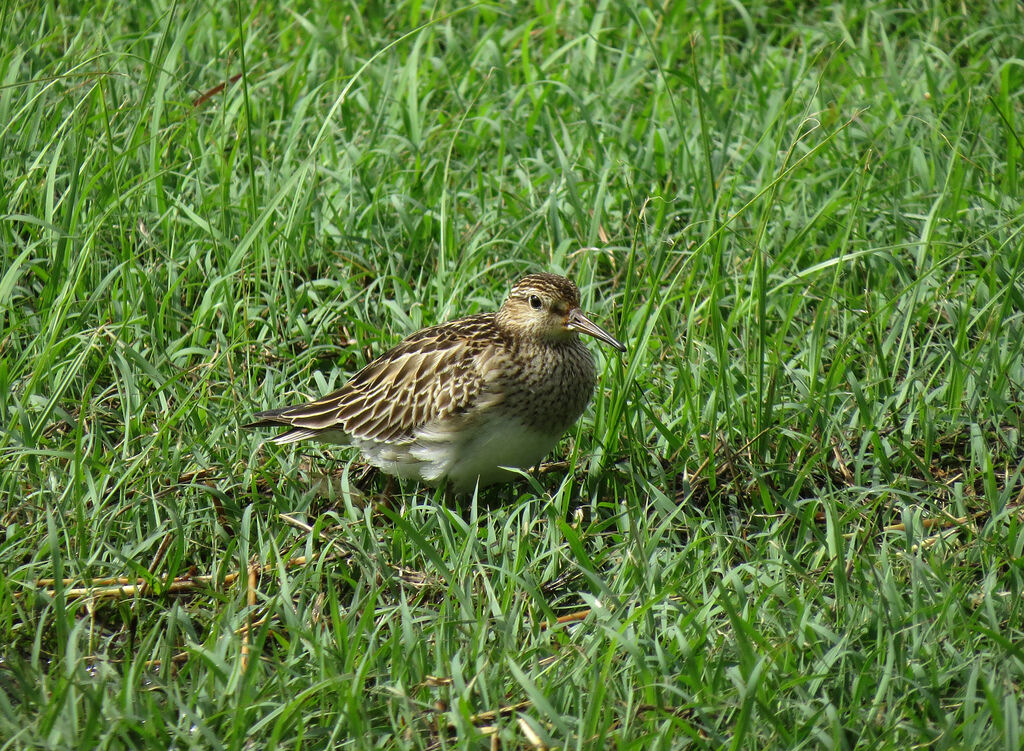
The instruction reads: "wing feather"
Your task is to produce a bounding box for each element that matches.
[246,314,506,444]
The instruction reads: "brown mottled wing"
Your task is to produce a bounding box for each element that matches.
[246,314,505,445]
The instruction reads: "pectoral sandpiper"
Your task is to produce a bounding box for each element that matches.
[245,273,626,491]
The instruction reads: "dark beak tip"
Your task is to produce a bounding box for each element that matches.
[606,337,627,353]
[568,308,627,353]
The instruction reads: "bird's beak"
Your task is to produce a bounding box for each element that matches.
[566,308,627,352]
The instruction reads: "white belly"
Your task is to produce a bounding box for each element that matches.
[356,415,562,491]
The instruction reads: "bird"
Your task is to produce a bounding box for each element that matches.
[244,272,626,491]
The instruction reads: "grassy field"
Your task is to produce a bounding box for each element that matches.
[2,0,1024,748]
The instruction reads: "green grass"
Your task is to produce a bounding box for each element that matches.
[2,0,1024,748]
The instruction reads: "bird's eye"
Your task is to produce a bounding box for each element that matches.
[529,294,543,310]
